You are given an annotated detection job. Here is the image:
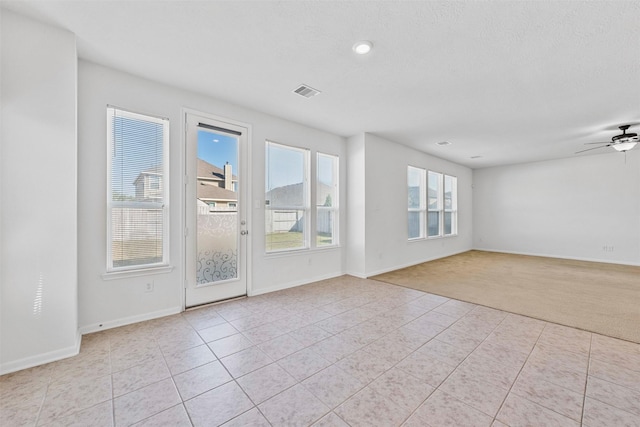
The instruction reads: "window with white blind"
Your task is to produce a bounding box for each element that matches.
[107,107,170,272]
[317,153,339,247]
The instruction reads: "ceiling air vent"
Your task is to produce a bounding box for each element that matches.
[293,84,321,98]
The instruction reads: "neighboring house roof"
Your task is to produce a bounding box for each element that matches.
[198,182,237,201]
[266,182,334,206]
[198,159,237,181]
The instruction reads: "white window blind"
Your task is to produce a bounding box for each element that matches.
[107,107,169,271]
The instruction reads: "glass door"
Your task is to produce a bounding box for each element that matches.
[185,113,248,307]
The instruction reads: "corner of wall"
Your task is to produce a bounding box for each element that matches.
[1,9,79,373]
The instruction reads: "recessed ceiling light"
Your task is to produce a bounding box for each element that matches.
[436,141,451,146]
[353,41,373,55]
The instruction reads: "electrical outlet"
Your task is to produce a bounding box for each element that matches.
[145,281,154,292]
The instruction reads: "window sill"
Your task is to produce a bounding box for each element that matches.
[265,245,341,258]
[102,265,174,281]
[427,234,458,240]
[408,237,426,242]
[408,234,458,242]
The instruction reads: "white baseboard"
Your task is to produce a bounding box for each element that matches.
[345,271,367,279]
[365,249,471,277]
[79,306,183,335]
[0,330,82,376]
[473,247,640,267]
[249,271,344,296]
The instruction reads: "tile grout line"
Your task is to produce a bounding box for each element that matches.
[497,322,593,425]
[32,376,50,427]
[580,333,593,426]
[482,313,546,425]
[159,331,196,427]
[109,335,116,427]
[324,292,448,425]
[203,322,280,425]
[242,290,441,425]
[395,304,512,425]
[10,279,637,427]
[581,347,640,422]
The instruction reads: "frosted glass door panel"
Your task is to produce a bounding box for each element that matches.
[196,129,239,285]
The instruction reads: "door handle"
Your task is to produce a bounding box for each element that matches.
[240,230,249,235]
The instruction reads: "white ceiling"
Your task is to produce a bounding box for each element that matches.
[3,0,639,168]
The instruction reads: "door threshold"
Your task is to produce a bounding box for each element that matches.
[185,294,248,311]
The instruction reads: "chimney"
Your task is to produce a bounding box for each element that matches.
[224,162,233,190]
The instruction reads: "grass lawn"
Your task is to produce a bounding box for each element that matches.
[266,232,333,251]
[112,239,162,266]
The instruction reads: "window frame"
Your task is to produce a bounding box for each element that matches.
[444,174,458,236]
[105,106,170,274]
[265,140,311,253]
[316,152,339,248]
[427,170,458,238]
[407,166,426,240]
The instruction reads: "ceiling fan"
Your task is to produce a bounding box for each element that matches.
[576,125,639,154]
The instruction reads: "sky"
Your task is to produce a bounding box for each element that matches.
[112,116,164,198]
[197,129,238,173]
[113,116,334,197]
[266,144,336,191]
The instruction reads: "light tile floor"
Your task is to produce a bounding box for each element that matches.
[2,276,639,426]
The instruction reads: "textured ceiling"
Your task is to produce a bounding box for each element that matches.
[3,0,639,168]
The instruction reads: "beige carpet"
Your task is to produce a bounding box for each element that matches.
[372,250,640,344]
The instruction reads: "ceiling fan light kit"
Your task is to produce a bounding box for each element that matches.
[576,125,639,154]
[612,141,638,152]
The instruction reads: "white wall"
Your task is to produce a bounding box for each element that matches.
[346,134,366,276]
[347,133,474,277]
[78,61,346,333]
[473,151,640,265]
[1,11,79,374]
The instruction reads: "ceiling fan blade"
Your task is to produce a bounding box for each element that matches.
[575,144,611,154]
[584,141,610,145]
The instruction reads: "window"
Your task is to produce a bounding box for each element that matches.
[407,166,426,239]
[428,171,457,237]
[149,175,161,191]
[427,171,442,237]
[265,141,310,252]
[317,153,339,246]
[208,202,216,211]
[444,174,458,235]
[107,107,169,271]
[228,202,237,208]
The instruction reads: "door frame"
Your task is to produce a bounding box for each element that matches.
[181,108,252,310]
